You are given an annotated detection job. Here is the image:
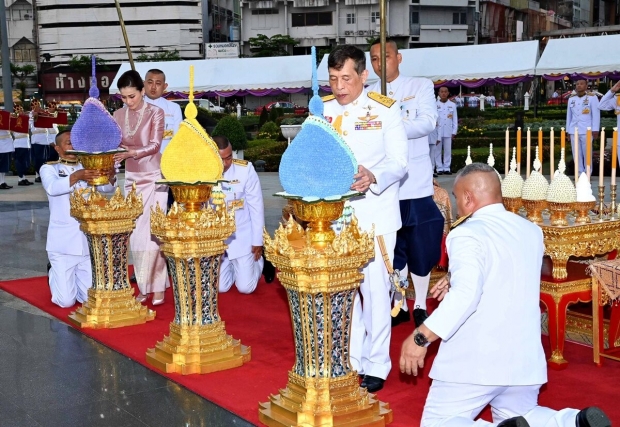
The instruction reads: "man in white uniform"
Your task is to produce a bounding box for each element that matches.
[143,69,183,154]
[323,45,408,392]
[566,78,600,175]
[399,163,611,427]
[0,130,13,189]
[12,105,33,186]
[30,99,59,182]
[435,87,458,175]
[215,136,265,294]
[368,38,443,329]
[41,130,116,307]
[598,80,620,165]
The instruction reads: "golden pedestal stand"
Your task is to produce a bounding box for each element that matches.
[260,200,393,427]
[146,184,251,374]
[68,155,154,328]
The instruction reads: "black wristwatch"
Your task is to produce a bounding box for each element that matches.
[413,328,430,348]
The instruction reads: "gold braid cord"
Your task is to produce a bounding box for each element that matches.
[377,235,405,317]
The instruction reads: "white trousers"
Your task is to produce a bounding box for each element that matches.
[435,137,452,172]
[422,380,580,427]
[219,252,264,294]
[570,134,588,175]
[48,251,92,308]
[429,144,437,171]
[350,232,395,379]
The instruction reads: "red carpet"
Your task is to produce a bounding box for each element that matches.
[1,275,618,425]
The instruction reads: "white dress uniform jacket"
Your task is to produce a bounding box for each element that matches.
[145,96,183,153]
[436,100,458,138]
[598,90,620,128]
[323,89,408,235]
[30,117,58,145]
[425,204,547,386]
[0,130,13,154]
[12,132,30,149]
[566,92,600,135]
[368,76,437,199]
[222,159,264,259]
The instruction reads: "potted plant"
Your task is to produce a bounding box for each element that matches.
[280,117,304,144]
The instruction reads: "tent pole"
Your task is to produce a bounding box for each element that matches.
[379,0,387,95]
[114,0,136,71]
[0,2,13,111]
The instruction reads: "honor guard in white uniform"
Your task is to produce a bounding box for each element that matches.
[400,164,611,427]
[566,79,600,175]
[598,80,620,165]
[41,130,116,308]
[144,69,183,154]
[12,106,33,186]
[435,87,459,175]
[323,45,408,392]
[368,38,444,329]
[467,94,479,108]
[0,130,14,189]
[30,100,59,181]
[214,136,265,294]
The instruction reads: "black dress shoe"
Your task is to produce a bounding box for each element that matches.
[437,171,444,175]
[263,256,276,283]
[413,307,429,327]
[35,177,41,183]
[0,183,12,189]
[391,308,410,327]
[444,171,452,175]
[18,180,30,186]
[360,375,384,393]
[497,416,529,427]
[129,273,137,283]
[576,407,611,427]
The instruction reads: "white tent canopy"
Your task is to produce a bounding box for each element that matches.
[535,34,620,77]
[317,41,539,86]
[109,55,314,94]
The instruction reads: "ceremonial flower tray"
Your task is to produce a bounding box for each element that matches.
[274,190,362,204]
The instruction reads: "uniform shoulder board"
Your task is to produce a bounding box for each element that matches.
[569,93,577,98]
[322,94,336,102]
[232,159,248,167]
[45,160,60,165]
[368,91,396,108]
[450,213,472,230]
[587,91,596,96]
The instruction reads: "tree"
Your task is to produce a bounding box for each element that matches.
[69,55,107,99]
[212,116,248,151]
[10,63,36,101]
[248,34,298,57]
[136,48,181,62]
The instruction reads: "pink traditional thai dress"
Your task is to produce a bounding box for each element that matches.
[113,101,169,294]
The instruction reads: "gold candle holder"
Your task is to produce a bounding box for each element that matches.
[502,197,522,214]
[77,153,116,186]
[574,201,596,224]
[68,185,155,328]
[610,185,617,219]
[522,199,547,224]
[598,186,606,221]
[147,185,250,375]
[547,202,573,227]
[260,205,393,427]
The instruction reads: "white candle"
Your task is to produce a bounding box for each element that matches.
[574,127,579,183]
[505,127,509,176]
[550,127,555,180]
[600,128,606,187]
[526,128,531,178]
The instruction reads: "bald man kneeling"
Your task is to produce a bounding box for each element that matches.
[399,163,610,427]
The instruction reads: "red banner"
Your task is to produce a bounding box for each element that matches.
[33,111,68,128]
[0,111,9,131]
[10,113,30,133]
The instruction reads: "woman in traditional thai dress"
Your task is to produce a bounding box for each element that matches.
[113,70,169,305]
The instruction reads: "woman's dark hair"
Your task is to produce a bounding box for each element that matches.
[117,70,144,91]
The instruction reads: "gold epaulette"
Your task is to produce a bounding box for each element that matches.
[587,91,596,96]
[569,93,577,98]
[45,160,60,165]
[322,94,336,102]
[450,213,472,230]
[368,91,396,108]
[233,158,248,167]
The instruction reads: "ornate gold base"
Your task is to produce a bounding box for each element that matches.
[523,199,547,224]
[259,373,392,427]
[145,322,251,375]
[547,202,573,226]
[68,287,155,329]
[502,197,522,214]
[574,201,596,224]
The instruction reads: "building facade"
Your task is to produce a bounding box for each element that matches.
[239,0,478,55]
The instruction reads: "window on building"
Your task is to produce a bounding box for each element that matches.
[12,41,36,62]
[452,12,467,25]
[292,12,332,27]
[371,11,380,24]
[346,13,356,24]
[11,7,32,20]
[410,10,419,25]
[251,9,279,15]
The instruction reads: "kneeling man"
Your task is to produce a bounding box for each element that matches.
[41,130,116,307]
